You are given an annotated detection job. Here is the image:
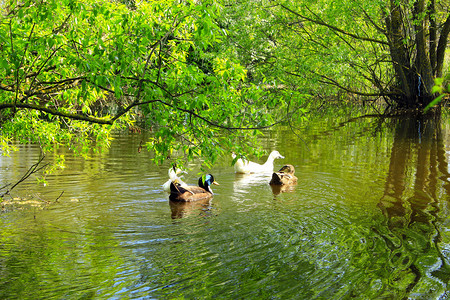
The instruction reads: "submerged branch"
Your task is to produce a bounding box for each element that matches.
[0,155,49,198]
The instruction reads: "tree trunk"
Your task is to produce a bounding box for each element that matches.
[386,0,449,108]
[413,0,435,107]
[428,0,437,74]
[385,0,413,107]
[436,14,450,77]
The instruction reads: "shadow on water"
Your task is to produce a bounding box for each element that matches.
[377,112,450,296]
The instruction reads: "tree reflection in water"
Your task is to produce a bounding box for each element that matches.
[378,112,450,296]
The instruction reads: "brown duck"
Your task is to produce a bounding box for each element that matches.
[269,164,298,186]
[169,174,219,202]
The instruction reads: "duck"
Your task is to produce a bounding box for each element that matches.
[269,164,298,185]
[232,150,284,174]
[169,174,219,202]
[162,166,187,193]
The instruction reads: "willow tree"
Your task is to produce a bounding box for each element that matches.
[222,0,450,109]
[0,0,294,166]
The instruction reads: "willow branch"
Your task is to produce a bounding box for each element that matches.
[279,4,389,46]
[152,98,288,130]
[27,45,64,96]
[318,74,394,97]
[0,102,115,124]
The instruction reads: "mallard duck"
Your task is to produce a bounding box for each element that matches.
[162,166,187,193]
[232,150,284,174]
[269,164,298,185]
[169,174,219,202]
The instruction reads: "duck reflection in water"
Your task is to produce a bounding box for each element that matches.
[233,172,272,195]
[169,198,212,219]
[269,164,298,195]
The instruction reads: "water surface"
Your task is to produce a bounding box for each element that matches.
[1,110,450,299]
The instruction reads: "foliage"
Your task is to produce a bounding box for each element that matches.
[424,74,450,111]
[4,0,447,173]
[221,0,450,108]
[0,0,301,169]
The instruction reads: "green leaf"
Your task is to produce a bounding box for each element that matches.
[424,94,445,112]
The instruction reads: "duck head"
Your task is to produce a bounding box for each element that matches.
[278,164,295,174]
[198,174,220,193]
[269,150,284,160]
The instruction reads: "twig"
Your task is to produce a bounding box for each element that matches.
[0,155,49,197]
[55,191,64,202]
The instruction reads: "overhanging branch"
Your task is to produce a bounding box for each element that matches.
[318,74,394,97]
[279,4,389,46]
[0,96,291,131]
[151,98,290,130]
[0,102,114,124]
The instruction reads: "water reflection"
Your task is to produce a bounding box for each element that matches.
[4,111,450,298]
[232,173,272,195]
[169,199,212,219]
[270,183,297,195]
[378,113,450,296]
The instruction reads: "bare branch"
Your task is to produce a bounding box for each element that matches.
[0,155,49,198]
[27,45,64,96]
[52,13,72,34]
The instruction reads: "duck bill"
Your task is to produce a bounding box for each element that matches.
[212,181,220,186]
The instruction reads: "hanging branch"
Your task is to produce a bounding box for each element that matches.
[278,4,389,46]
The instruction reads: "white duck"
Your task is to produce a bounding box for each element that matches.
[232,150,284,174]
[162,166,187,193]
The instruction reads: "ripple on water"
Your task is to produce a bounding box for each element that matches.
[2,116,450,299]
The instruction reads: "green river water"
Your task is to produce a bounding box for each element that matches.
[1,108,450,299]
